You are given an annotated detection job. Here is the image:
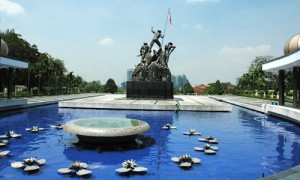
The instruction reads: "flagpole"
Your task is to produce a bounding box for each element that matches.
[161,8,170,48]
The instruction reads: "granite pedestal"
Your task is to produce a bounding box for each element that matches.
[126,81,173,99]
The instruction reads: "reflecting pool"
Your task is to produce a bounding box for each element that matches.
[0,104,300,179]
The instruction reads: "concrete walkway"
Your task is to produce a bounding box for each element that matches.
[25,93,101,106]
[0,93,101,111]
[210,95,300,123]
[209,95,274,113]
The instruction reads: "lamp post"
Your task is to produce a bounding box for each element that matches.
[0,29,2,55]
[0,30,2,53]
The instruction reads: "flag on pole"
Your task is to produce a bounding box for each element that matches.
[168,9,172,28]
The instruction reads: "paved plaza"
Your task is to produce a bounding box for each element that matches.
[25,93,100,106]
[58,94,232,112]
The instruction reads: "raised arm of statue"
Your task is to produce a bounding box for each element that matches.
[169,46,176,54]
[151,27,155,34]
[166,42,176,55]
[140,46,143,55]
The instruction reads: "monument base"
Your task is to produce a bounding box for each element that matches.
[126,81,173,99]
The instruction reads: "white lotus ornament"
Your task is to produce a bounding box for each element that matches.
[25,126,45,133]
[0,150,10,157]
[171,154,201,169]
[116,159,147,174]
[50,122,64,129]
[183,129,201,136]
[0,140,8,147]
[162,124,176,130]
[11,157,46,173]
[57,161,92,176]
[199,136,218,144]
[0,131,22,138]
[194,143,218,154]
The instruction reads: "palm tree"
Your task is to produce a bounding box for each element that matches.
[52,59,66,94]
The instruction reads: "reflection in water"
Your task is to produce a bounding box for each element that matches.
[62,135,154,165]
[173,112,180,122]
[292,141,300,166]
[277,122,293,126]
[238,107,300,174]
[276,134,285,161]
[74,135,154,151]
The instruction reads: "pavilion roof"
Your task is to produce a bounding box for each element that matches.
[262,49,300,72]
[0,56,28,69]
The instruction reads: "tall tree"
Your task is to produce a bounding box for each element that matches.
[237,56,278,91]
[181,82,194,94]
[83,81,102,93]
[0,29,102,96]
[207,80,224,95]
[104,79,118,94]
[2,29,40,88]
[2,29,39,63]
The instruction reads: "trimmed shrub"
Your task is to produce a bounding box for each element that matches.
[258,90,264,98]
[32,87,38,95]
[287,90,293,97]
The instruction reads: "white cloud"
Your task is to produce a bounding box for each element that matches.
[98,37,114,45]
[194,24,203,30]
[182,23,204,31]
[187,0,219,3]
[220,44,271,54]
[0,0,25,15]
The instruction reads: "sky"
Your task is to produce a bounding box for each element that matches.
[1,0,300,86]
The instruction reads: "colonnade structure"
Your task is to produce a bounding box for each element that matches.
[0,36,28,109]
[262,34,300,108]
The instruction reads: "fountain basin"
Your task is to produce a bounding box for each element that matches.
[63,118,150,144]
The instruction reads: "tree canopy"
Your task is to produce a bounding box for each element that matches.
[237,56,278,91]
[181,82,194,94]
[104,79,118,94]
[0,29,119,96]
[207,80,225,95]
[83,81,103,93]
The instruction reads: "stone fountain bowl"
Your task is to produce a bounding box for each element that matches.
[63,118,150,144]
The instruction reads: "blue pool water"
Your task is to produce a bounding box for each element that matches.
[0,104,300,179]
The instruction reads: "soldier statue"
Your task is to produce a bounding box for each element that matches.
[164,42,176,63]
[139,42,150,62]
[150,27,164,50]
[132,27,174,82]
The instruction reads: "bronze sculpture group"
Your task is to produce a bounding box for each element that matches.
[132,27,175,82]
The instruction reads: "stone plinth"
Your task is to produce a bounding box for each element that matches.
[126,81,173,99]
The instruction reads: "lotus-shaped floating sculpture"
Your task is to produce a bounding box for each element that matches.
[0,140,8,147]
[25,126,44,133]
[0,150,10,157]
[183,129,201,136]
[171,154,201,169]
[50,123,64,129]
[0,131,22,138]
[11,157,46,172]
[199,136,218,144]
[162,124,176,130]
[116,159,147,174]
[58,161,92,176]
[194,143,218,154]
